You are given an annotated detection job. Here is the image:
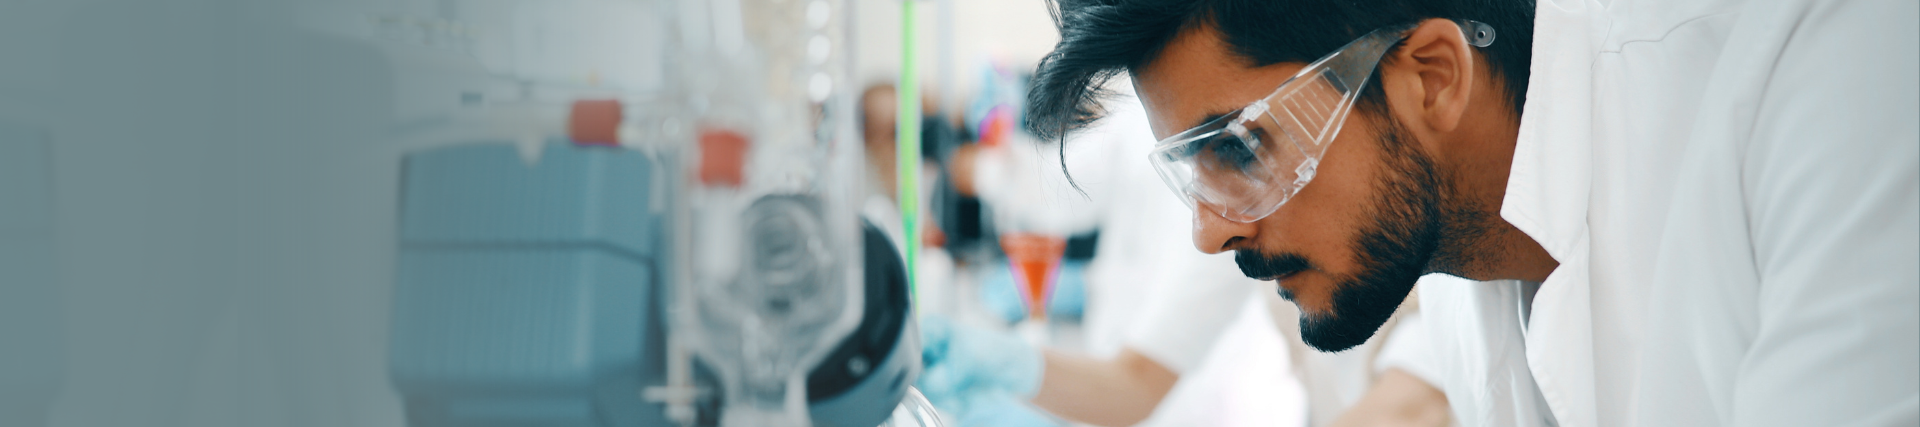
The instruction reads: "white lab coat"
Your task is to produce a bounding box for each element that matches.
[1419,277,1554,426]
[1428,0,1920,425]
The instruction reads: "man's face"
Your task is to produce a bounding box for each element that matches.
[862,87,898,159]
[1134,26,1445,352]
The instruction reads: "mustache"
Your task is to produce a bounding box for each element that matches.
[1234,250,1312,281]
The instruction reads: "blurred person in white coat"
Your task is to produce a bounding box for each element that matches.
[1018,0,1918,425]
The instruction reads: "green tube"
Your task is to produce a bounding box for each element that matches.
[898,0,921,309]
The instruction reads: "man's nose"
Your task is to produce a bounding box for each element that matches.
[1191,202,1258,254]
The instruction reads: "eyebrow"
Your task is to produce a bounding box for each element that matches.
[1191,112,1231,131]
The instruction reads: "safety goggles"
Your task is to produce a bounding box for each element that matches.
[1148,20,1495,223]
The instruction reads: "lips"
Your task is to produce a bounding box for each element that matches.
[1271,269,1308,299]
[1256,270,1302,282]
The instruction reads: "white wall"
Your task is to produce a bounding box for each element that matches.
[853,0,1062,115]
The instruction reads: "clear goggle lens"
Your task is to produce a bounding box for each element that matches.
[1148,20,1493,223]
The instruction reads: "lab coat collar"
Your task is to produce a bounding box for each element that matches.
[1498,1,1608,426]
[1505,3,1600,259]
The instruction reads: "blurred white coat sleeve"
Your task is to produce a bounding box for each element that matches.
[1124,245,1261,374]
[967,113,1127,235]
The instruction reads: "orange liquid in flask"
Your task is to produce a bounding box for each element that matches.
[1000,233,1067,320]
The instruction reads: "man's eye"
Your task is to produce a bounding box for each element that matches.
[1201,133,1257,171]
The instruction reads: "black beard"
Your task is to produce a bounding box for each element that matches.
[1239,114,1446,353]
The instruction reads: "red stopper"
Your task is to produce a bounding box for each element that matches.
[568,100,622,146]
[698,129,751,188]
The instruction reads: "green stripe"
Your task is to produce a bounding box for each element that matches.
[898,0,921,311]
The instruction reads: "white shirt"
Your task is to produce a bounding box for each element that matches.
[1434,0,1920,425]
[1420,276,1555,426]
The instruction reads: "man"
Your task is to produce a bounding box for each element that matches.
[921,90,1300,427]
[1021,0,1918,425]
[921,87,1450,426]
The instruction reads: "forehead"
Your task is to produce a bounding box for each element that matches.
[1132,26,1305,141]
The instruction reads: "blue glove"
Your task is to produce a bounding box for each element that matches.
[916,315,1045,420]
[980,260,1088,324]
[950,393,1061,427]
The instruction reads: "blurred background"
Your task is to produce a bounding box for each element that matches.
[0,1,1296,426]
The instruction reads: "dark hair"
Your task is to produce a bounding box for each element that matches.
[1024,0,1535,140]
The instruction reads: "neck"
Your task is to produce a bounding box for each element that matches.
[1434,101,1557,283]
[1471,220,1558,283]
[866,159,896,199]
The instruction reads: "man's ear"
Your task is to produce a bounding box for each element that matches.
[1383,18,1475,134]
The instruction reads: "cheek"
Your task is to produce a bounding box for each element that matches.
[1255,124,1387,275]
